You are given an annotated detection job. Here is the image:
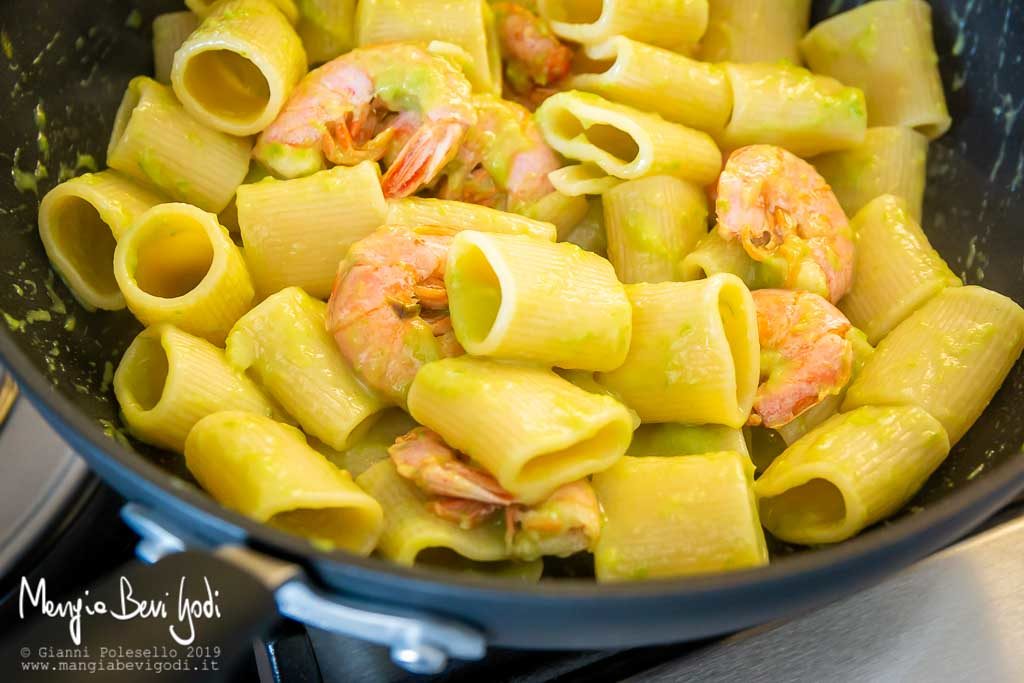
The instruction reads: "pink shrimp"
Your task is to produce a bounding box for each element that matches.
[437,94,562,214]
[325,226,463,407]
[751,289,854,429]
[492,2,573,110]
[716,145,854,303]
[254,43,477,197]
[390,427,600,557]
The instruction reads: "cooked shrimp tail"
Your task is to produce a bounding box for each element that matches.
[492,2,573,108]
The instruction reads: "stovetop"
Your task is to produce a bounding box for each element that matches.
[2,389,1023,682]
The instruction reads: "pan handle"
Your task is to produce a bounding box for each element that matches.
[121,503,487,675]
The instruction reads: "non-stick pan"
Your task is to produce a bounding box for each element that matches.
[1,0,1022,676]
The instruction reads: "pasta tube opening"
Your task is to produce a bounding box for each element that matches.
[116,333,170,413]
[515,420,625,490]
[548,110,641,167]
[445,241,501,347]
[131,214,215,299]
[719,284,758,416]
[268,506,382,552]
[758,476,848,536]
[40,197,119,307]
[179,49,272,126]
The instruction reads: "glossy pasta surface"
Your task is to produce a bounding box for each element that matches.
[31,0,1024,583]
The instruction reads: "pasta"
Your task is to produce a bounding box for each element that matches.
[700,0,811,64]
[107,77,252,213]
[386,197,556,241]
[536,91,723,186]
[186,411,383,554]
[446,231,632,370]
[598,275,759,427]
[537,0,709,50]
[568,36,731,135]
[38,171,165,311]
[114,324,278,452]
[720,63,867,157]
[603,175,707,284]
[33,0,1023,577]
[840,195,961,345]
[152,12,199,85]
[812,127,929,222]
[172,0,308,136]
[407,357,634,505]
[356,0,501,95]
[844,286,1024,445]
[756,406,949,545]
[237,162,387,299]
[593,453,767,581]
[226,287,385,451]
[800,0,951,139]
[113,203,254,345]
[296,0,358,64]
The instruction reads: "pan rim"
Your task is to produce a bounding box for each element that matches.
[2,327,1023,603]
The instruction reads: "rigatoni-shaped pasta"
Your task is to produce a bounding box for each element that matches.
[628,424,748,458]
[114,324,278,452]
[107,77,252,213]
[603,176,707,284]
[840,195,961,345]
[536,91,722,186]
[523,191,590,241]
[187,0,300,23]
[386,197,556,241]
[548,164,623,197]
[113,203,255,345]
[172,0,307,136]
[357,459,509,565]
[38,172,165,311]
[237,162,388,299]
[598,275,759,427]
[446,231,632,370]
[562,198,608,257]
[356,0,501,95]
[756,406,949,545]
[812,127,929,222]
[679,228,759,285]
[844,286,1024,445]
[538,0,709,50]
[800,0,950,139]
[226,287,385,451]
[720,63,867,157]
[593,453,767,581]
[153,12,200,84]
[297,0,357,64]
[408,357,634,504]
[568,36,731,135]
[186,411,383,554]
[700,0,811,64]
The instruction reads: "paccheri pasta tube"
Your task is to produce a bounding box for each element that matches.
[548,164,624,198]
[187,0,300,23]
[536,91,722,186]
[237,162,388,299]
[840,195,961,345]
[598,274,759,427]
[755,405,950,545]
[408,356,634,505]
[356,459,510,565]
[446,231,632,370]
[297,0,358,64]
[593,452,767,581]
[38,171,165,311]
[114,324,278,452]
[114,203,254,345]
[385,197,556,241]
[172,0,307,136]
[700,0,811,64]
[107,77,252,213]
[568,36,731,135]
[844,286,1024,445]
[627,423,749,459]
[603,175,708,284]
[226,287,385,451]
[800,0,951,139]
[153,12,200,84]
[186,411,383,555]
[538,0,709,50]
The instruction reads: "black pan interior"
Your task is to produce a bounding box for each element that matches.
[0,0,1022,595]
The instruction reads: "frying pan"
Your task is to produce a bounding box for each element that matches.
[1,0,1023,676]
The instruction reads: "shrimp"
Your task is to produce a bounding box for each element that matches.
[254,43,477,198]
[390,427,600,557]
[326,226,463,406]
[751,289,854,429]
[437,94,561,213]
[492,2,573,109]
[716,145,854,303]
